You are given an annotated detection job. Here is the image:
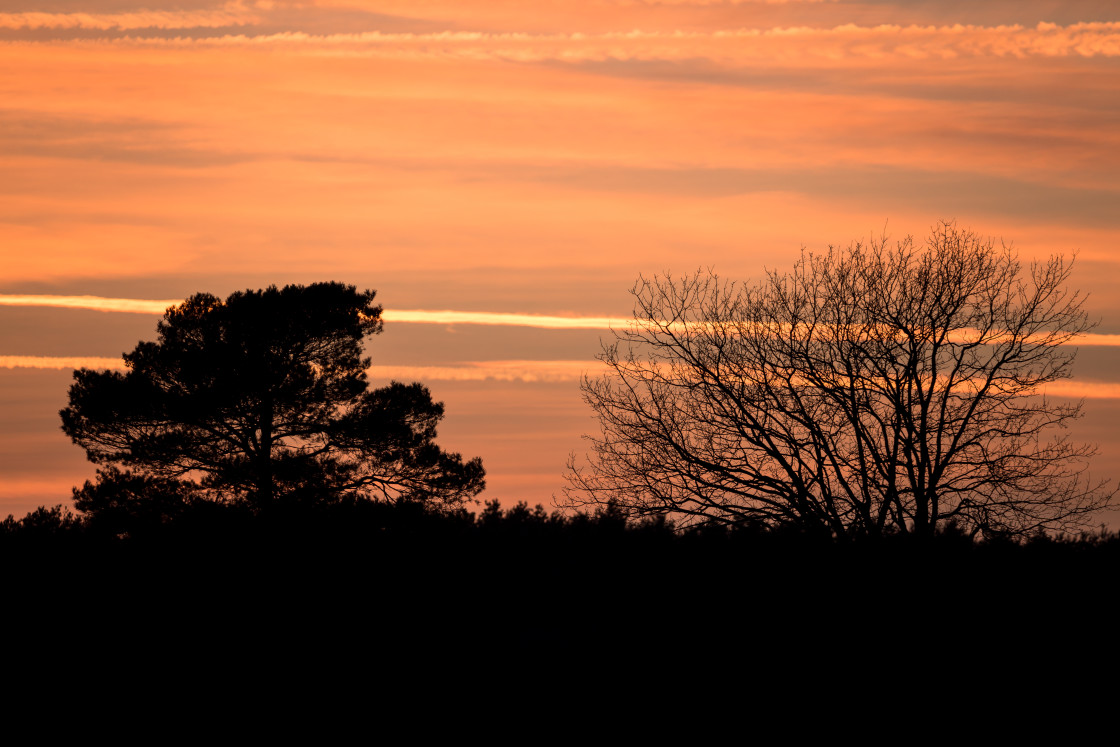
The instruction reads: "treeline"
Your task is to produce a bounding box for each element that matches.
[5,496,1119,589]
[7,493,1119,550]
[4,497,1118,668]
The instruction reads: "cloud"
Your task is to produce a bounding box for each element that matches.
[368,360,601,382]
[27,22,1115,61]
[0,7,260,31]
[8,354,1119,398]
[0,354,601,382]
[0,295,181,314]
[383,309,629,329]
[0,477,87,511]
[0,355,126,370]
[0,294,631,328]
[616,0,837,4]
[508,164,1120,227]
[1038,380,1120,399]
[4,295,1120,346]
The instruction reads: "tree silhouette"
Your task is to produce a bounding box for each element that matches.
[564,222,1114,538]
[61,282,484,511]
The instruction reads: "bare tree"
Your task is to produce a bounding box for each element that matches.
[564,222,1114,538]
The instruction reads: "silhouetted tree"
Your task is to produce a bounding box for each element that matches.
[565,222,1114,538]
[61,282,484,512]
[70,467,199,536]
[0,504,84,540]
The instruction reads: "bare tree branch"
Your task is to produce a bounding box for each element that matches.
[563,222,1115,539]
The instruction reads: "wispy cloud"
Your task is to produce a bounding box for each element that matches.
[0,295,181,315]
[7,355,1118,398]
[0,355,600,382]
[367,360,601,382]
[0,8,261,31]
[3,295,1119,344]
[27,22,1118,60]
[0,477,87,509]
[0,294,630,328]
[0,355,126,370]
[1040,380,1120,399]
[384,309,629,329]
[614,0,838,4]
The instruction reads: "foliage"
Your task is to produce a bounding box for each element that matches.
[565,222,1115,538]
[60,282,484,512]
[70,467,200,537]
[0,504,84,540]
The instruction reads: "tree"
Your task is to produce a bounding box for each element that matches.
[71,467,202,535]
[61,282,484,510]
[564,222,1114,539]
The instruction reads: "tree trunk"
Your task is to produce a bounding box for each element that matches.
[257,399,273,504]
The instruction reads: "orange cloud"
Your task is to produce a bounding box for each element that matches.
[0,354,602,382]
[0,477,87,514]
[2,0,1118,526]
[35,23,1120,61]
[368,360,603,382]
[383,310,629,329]
[0,355,126,370]
[3,22,1118,292]
[1040,380,1120,399]
[3,296,1119,344]
[0,8,261,31]
[16,355,1114,399]
[0,295,631,328]
[0,295,180,315]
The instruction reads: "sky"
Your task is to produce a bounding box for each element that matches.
[2,0,1120,526]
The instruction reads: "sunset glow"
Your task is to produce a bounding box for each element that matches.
[3,0,1119,522]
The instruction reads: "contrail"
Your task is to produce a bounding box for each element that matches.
[4,355,1119,398]
[0,294,627,330]
[0,295,181,315]
[382,309,627,329]
[0,355,600,382]
[3,293,1120,344]
[0,355,127,371]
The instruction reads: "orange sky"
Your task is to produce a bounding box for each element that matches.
[3,0,1120,523]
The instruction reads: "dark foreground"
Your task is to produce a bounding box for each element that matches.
[5,500,1116,649]
[5,505,1119,731]
[8,501,1112,725]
